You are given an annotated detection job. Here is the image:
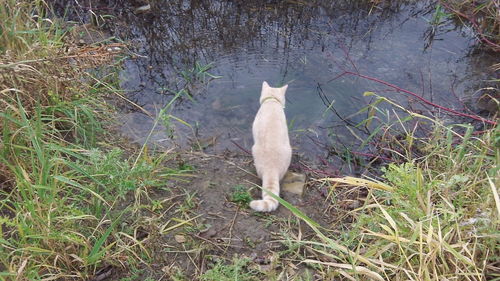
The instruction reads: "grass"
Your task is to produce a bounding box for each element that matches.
[427,3,451,27]
[272,93,499,280]
[200,256,258,281]
[0,1,187,279]
[159,61,222,103]
[179,61,222,86]
[0,85,175,279]
[1,0,498,280]
[229,185,253,207]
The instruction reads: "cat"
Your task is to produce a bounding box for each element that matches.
[250,81,292,212]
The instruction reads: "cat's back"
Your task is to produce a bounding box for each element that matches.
[252,83,291,166]
[253,102,289,148]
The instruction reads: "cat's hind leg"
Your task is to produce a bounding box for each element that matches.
[250,176,280,212]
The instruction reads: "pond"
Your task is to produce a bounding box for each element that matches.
[57,0,496,171]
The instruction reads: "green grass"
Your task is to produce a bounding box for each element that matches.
[159,61,221,103]
[0,1,185,279]
[0,0,64,55]
[179,61,222,85]
[425,3,450,27]
[0,96,177,279]
[200,256,258,281]
[230,185,253,207]
[272,94,499,280]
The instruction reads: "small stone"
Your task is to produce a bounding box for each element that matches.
[174,235,186,243]
[282,172,306,195]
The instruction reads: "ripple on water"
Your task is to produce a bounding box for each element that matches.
[107,0,495,166]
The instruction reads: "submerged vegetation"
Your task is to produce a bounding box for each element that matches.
[0,0,498,280]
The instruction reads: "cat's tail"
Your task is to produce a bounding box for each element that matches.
[250,175,280,212]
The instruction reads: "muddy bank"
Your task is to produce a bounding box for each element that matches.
[104,152,364,280]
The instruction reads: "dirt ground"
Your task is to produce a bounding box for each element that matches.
[99,150,366,281]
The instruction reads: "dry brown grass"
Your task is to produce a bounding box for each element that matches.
[0,0,124,113]
[0,0,125,187]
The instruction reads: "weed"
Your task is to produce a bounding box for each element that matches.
[296,270,314,281]
[264,93,499,280]
[179,163,195,171]
[180,61,222,85]
[170,266,188,281]
[150,199,164,212]
[200,256,259,281]
[158,61,221,102]
[84,148,169,200]
[0,1,181,279]
[118,263,143,281]
[425,3,450,27]
[230,185,253,207]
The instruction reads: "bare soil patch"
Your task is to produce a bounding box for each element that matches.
[103,151,366,280]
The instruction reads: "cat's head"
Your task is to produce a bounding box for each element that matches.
[260,81,288,105]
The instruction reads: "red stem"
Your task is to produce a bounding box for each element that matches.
[230,140,251,155]
[350,151,393,162]
[342,71,497,126]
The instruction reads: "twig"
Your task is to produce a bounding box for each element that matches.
[327,25,360,74]
[191,234,226,252]
[224,209,239,253]
[317,83,359,127]
[84,72,153,117]
[230,140,251,155]
[336,71,497,126]
[350,151,393,162]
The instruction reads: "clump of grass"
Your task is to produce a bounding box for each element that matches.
[179,61,221,85]
[0,0,122,118]
[0,1,177,279]
[230,185,253,207]
[275,94,499,280]
[200,256,259,281]
[0,100,173,279]
[1,0,65,103]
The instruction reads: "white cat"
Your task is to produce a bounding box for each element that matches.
[250,81,292,212]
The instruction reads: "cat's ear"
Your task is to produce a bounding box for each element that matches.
[280,84,288,94]
[262,81,270,89]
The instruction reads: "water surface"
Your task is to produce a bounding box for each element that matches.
[74,0,494,169]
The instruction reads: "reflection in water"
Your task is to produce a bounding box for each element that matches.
[51,0,495,171]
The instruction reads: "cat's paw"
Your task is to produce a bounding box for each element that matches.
[250,199,278,212]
